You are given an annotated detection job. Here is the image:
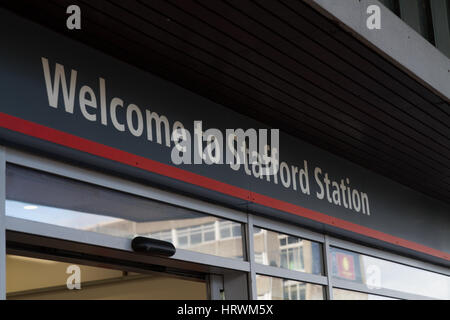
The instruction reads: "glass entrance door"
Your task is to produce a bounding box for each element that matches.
[6,254,208,300]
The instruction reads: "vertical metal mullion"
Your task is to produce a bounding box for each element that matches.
[430,0,450,57]
[323,235,333,300]
[207,274,224,300]
[245,214,257,300]
[0,147,6,300]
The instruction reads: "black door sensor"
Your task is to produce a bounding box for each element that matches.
[131,236,176,257]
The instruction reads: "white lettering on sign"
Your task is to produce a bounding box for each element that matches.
[40,57,371,217]
[315,168,370,215]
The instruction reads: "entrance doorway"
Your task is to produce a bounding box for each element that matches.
[6,253,208,300]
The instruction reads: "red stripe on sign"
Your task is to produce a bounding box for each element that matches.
[0,112,449,261]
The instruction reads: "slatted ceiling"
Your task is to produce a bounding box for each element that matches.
[85,2,450,185]
[2,1,450,204]
[159,0,450,156]
[282,0,444,106]
[154,1,446,161]
[100,0,450,167]
[196,2,450,149]
[115,0,450,176]
[301,1,450,113]
[266,1,450,134]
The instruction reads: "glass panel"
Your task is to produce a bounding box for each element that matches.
[203,223,215,242]
[330,247,450,299]
[333,288,397,300]
[256,275,324,300]
[5,164,244,260]
[232,224,242,237]
[6,254,207,300]
[219,222,232,239]
[253,227,323,275]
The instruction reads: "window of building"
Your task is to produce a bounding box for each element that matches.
[332,288,397,300]
[330,247,450,299]
[253,227,323,275]
[219,220,242,240]
[5,164,245,260]
[256,275,324,300]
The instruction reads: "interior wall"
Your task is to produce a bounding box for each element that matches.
[6,255,207,300]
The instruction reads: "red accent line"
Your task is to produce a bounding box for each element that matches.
[1,112,448,261]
